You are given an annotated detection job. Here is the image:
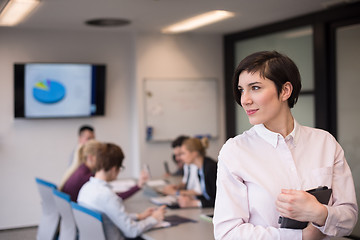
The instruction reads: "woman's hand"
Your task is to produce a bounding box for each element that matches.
[137,207,155,220]
[137,169,149,188]
[302,224,326,240]
[178,189,200,196]
[276,189,328,226]
[161,184,177,195]
[178,195,199,208]
[151,205,166,222]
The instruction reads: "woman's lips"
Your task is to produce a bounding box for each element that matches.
[246,109,258,115]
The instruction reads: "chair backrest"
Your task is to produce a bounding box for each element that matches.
[53,189,77,240]
[35,177,60,240]
[71,202,106,240]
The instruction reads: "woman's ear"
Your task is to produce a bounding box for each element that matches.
[109,166,120,180]
[281,82,293,102]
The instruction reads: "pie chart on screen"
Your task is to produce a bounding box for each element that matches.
[33,79,66,104]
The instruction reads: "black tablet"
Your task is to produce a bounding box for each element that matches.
[278,186,332,229]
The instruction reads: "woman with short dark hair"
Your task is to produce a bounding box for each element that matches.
[213,51,358,239]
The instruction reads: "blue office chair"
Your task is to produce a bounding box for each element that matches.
[53,189,77,240]
[35,177,60,240]
[71,202,106,240]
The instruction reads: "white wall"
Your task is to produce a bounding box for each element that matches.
[135,33,225,177]
[0,29,225,229]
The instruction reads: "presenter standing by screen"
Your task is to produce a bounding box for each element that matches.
[213,51,358,239]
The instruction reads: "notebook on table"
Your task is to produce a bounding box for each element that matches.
[151,214,197,230]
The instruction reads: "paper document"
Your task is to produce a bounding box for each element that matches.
[146,179,167,188]
[109,179,136,192]
[152,221,171,229]
[150,195,177,206]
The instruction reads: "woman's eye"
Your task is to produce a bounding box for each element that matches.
[238,88,244,94]
[252,86,260,90]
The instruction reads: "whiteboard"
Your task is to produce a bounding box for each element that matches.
[144,78,218,141]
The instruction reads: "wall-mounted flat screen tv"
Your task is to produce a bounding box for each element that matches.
[14,63,106,118]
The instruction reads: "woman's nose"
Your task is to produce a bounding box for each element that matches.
[241,91,252,106]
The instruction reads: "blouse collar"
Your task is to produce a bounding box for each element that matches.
[253,119,299,148]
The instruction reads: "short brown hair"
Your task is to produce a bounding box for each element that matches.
[94,143,125,172]
[233,51,302,108]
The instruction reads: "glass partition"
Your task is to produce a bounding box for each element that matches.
[336,22,360,237]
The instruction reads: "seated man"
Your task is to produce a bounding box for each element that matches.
[167,135,187,177]
[77,142,166,240]
[69,124,95,166]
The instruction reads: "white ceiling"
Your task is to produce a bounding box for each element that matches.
[1,0,357,34]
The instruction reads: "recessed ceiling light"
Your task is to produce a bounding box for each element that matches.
[0,0,40,26]
[162,10,235,34]
[85,18,131,27]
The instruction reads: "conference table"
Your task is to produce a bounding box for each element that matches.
[116,178,215,240]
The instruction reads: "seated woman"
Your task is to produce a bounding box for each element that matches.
[77,142,166,240]
[162,135,202,197]
[175,137,218,208]
[61,140,148,202]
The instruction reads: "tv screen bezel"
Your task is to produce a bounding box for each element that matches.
[14,62,106,119]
